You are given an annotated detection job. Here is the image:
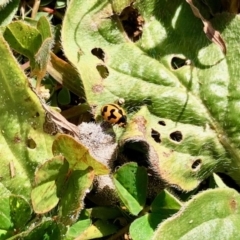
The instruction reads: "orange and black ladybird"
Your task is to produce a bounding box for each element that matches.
[101,104,127,126]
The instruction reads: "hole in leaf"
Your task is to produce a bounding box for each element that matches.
[158,120,166,126]
[191,159,202,170]
[91,48,105,61]
[35,112,40,117]
[96,64,109,78]
[26,138,37,149]
[151,129,161,143]
[170,131,182,142]
[171,57,191,69]
[119,5,145,42]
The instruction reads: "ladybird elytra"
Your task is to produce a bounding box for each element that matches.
[101,103,127,126]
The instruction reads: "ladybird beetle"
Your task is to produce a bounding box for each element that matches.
[101,104,127,126]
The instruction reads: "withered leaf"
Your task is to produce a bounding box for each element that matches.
[186,0,227,54]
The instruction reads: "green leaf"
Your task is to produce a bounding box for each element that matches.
[52,134,109,175]
[0,184,12,230]
[113,162,147,215]
[68,219,118,240]
[130,190,182,240]
[31,154,94,222]
[130,213,162,240]
[212,173,228,188]
[3,16,53,82]
[34,156,68,185]
[151,190,182,213]
[3,21,42,59]
[0,0,19,27]
[0,35,54,197]
[57,87,71,105]
[31,156,68,214]
[66,219,91,240]
[61,0,240,190]
[31,181,59,214]
[0,183,11,196]
[23,219,61,240]
[0,199,12,230]
[37,16,52,41]
[57,168,94,225]
[9,195,32,230]
[48,52,85,97]
[32,16,53,79]
[153,188,240,240]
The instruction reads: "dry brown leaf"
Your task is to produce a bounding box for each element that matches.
[186,0,227,54]
[42,103,80,138]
